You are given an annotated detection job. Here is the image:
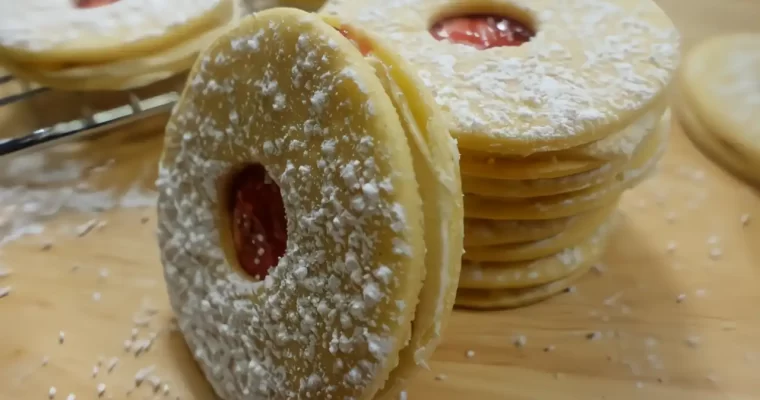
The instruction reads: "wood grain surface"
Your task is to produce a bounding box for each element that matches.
[1,2,758,399]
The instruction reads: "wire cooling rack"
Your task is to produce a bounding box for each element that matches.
[0,74,185,157]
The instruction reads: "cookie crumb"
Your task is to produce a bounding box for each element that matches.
[740,213,751,226]
[586,332,602,341]
[107,357,119,373]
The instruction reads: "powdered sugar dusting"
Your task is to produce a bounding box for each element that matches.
[325,0,680,152]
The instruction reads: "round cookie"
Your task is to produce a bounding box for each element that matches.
[676,98,760,186]
[0,17,234,91]
[461,117,664,198]
[157,9,462,400]
[460,154,605,180]
[463,203,615,262]
[0,0,235,65]
[464,114,669,220]
[455,261,594,309]
[460,215,613,289]
[680,33,760,168]
[465,215,577,247]
[322,0,679,155]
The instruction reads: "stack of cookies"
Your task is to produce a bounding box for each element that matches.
[0,0,238,91]
[324,0,680,308]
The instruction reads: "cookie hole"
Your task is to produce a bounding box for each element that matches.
[74,0,120,8]
[429,6,535,49]
[221,164,287,281]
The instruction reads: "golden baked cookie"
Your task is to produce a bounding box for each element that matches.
[464,113,669,220]
[679,33,760,177]
[459,216,613,289]
[0,0,235,65]
[323,0,679,155]
[455,261,596,309]
[461,115,665,198]
[676,98,760,186]
[0,0,237,90]
[157,9,462,400]
[0,20,233,91]
[463,203,615,262]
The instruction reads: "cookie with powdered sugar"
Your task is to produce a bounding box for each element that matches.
[323,0,679,155]
[0,0,235,65]
[157,8,462,399]
[679,33,760,182]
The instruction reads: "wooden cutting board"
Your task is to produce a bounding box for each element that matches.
[1,2,759,399]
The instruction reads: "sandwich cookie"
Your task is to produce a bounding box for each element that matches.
[455,259,596,310]
[0,0,237,90]
[0,18,236,91]
[463,205,613,247]
[461,116,665,198]
[464,114,669,220]
[322,0,679,155]
[459,217,614,289]
[678,33,760,184]
[157,8,462,400]
[463,203,615,262]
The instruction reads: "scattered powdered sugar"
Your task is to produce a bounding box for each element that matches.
[0,143,157,248]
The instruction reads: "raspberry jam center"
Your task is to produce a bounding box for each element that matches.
[75,0,119,8]
[430,15,534,49]
[229,165,287,280]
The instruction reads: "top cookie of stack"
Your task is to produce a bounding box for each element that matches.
[0,0,238,90]
[323,0,680,308]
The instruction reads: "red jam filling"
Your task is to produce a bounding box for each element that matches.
[75,0,120,8]
[337,26,373,56]
[229,165,287,280]
[430,15,534,49]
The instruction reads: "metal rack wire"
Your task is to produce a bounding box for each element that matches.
[0,74,183,157]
